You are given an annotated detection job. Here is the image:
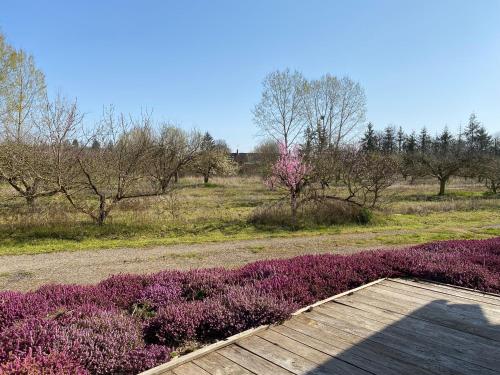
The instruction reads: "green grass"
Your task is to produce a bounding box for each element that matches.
[0,176,498,256]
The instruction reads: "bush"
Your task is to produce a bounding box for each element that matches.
[250,198,371,228]
[144,302,203,346]
[0,351,88,375]
[0,237,499,374]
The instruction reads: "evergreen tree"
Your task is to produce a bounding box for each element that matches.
[464,113,481,151]
[396,126,405,153]
[361,122,377,152]
[404,131,417,153]
[419,127,431,153]
[381,126,396,154]
[476,126,492,153]
[437,127,453,153]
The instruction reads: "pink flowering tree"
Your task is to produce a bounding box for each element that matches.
[266,141,311,221]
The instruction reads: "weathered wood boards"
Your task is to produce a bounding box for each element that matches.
[141,278,500,375]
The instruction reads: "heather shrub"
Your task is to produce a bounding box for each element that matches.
[0,292,49,331]
[36,284,104,310]
[222,286,296,329]
[195,299,237,341]
[137,281,183,310]
[0,350,88,375]
[59,309,168,375]
[0,237,498,374]
[97,274,151,309]
[0,318,61,362]
[144,302,203,346]
[195,288,296,342]
[179,269,230,300]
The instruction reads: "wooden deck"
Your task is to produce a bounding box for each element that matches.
[141,278,500,375]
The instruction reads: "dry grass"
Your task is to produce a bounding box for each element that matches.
[0,175,498,255]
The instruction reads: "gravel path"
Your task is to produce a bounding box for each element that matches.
[0,232,406,291]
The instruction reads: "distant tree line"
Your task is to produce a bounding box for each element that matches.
[360,115,500,194]
[252,68,499,217]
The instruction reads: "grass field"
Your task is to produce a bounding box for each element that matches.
[0,176,499,256]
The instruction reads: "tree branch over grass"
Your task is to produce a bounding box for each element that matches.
[150,125,203,192]
[61,108,159,225]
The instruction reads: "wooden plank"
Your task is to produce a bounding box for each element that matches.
[257,329,370,375]
[392,278,500,304]
[291,277,387,315]
[173,363,212,375]
[237,335,331,375]
[304,310,497,375]
[193,352,255,375]
[271,324,434,375]
[377,281,500,314]
[286,315,442,375]
[318,300,500,371]
[353,287,500,340]
[218,345,293,375]
[333,297,500,358]
[139,326,269,374]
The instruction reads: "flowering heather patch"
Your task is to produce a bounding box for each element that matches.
[0,238,499,374]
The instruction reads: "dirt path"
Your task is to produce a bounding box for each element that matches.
[0,232,408,291]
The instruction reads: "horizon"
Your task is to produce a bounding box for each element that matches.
[2,0,499,151]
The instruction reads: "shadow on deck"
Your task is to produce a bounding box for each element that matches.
[300,299,500,375]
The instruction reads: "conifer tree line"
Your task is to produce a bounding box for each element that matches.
[359,115,499,195]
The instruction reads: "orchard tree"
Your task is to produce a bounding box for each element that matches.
[266,141,310,221]
[412,129,466,195]
[253,69,306,148]
[338,148,398,207]
[252,139,279,178]
[192,133,237,184]
[483,156,500,194]
[61,108,157,225]
[150,125,202,192]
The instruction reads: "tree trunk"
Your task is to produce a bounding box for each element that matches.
[290,191,298,226]
[96,196,107,225]
[174,172,179,183]
[438,177,447,196]
[25,195,36,209]
[160,176,172,193]
[492,182,498,194]
[203,174,209,184]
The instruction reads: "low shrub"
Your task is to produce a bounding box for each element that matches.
[0,237,498,374]
[250,198,371,228]
[0,350,88,375]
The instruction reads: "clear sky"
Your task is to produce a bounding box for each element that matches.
[1,0,499,151]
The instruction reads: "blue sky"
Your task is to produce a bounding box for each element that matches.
[2,0,499,151]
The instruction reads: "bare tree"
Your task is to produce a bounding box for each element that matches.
[252,139,279,178]
[61,108,157,225]
[303,74,339,147]
[412,129,467,195]
[333,77,366,148]
[253,69,306,148]
[483,156,500,194]
[303,76,366,148]
[0,45,54,207]
[149,125,202,192]
[338,148,398,208]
